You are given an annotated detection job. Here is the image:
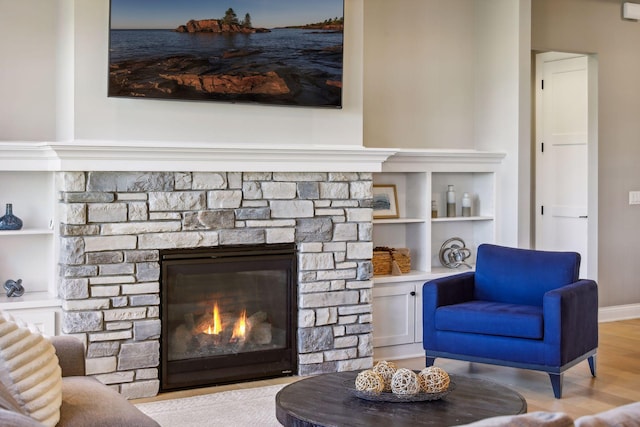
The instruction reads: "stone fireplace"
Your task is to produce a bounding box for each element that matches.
[58,170,375,398]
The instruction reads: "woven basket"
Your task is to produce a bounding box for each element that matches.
[373,250,393,275]
[392,248,411,273]
[373,247,411,275]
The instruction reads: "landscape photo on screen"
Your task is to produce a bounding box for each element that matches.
[108,0,344,107]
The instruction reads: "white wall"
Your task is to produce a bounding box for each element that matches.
[363,0,476,149]
[473,0,531,247]
[364,0,531,246]
[0,0,57,141]
[533,0,640,308]
[0,0,364,147]
[71,0,364,147]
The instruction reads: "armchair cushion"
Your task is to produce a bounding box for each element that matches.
[435,301,543,339]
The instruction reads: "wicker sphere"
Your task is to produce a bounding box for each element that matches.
[419,366,450,393]
[391,368,421,396]
[355,370,384,394]
[372,360,398,392]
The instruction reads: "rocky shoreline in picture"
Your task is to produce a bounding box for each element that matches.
[108,15,344,107]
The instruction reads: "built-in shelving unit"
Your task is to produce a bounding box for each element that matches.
[371,149,505,359]
[0,167,59,333]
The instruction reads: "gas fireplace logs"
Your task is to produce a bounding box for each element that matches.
[170,307,275,360]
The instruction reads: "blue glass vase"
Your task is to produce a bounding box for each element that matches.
[0,203,23,230]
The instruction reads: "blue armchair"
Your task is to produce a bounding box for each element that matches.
[423,244,598,398]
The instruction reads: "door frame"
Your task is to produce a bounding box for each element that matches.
[534,51,599,280]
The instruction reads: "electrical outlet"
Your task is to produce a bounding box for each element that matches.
[629,191,640,205]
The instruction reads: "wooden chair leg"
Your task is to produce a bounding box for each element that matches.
[588,354,597,377]
[549,373,563,399]
[426,356,436,367]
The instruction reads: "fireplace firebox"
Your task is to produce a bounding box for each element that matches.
[160,244,298,391]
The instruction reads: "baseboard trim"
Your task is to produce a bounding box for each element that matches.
[373,343,424,361]
[599,303,640,322]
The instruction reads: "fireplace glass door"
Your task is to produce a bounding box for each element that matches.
[160,244,297,391]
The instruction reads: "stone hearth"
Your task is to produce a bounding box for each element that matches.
[58,171,374,398]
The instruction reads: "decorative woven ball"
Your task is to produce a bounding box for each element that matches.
[372,360,398,392]
[390,368,421,396]
[419,366,450,393]
[355,369,384,394]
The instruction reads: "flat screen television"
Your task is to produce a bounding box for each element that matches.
[108,0,344,108]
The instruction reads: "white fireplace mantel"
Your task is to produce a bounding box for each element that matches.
[0,141,508,173]
[0,141,397,173]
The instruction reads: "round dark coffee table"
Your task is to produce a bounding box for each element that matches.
[275,371,527,426]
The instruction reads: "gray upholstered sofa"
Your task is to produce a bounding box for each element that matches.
[0,336,159,427]
[459,402,640,427]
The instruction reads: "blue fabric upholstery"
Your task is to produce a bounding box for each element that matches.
[474,244,581,306]
[436,301,544,339]
[423,244,598,398]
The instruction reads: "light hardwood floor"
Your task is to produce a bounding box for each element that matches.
[135,319,640,420]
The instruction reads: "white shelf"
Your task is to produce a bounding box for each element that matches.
[0,292,60,310]
[0,228,54,236]
[429,266,475,276]
[373,267,474,285]
[373,270,433,284]
[431,216,493,223]
[373,218,427,225]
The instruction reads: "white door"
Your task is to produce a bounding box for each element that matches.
[535,53,589,278]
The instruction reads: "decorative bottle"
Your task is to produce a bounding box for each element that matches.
[462,193,472,217]
[431,200,438,218]
[0,204,23,231]
[446,185,456,217]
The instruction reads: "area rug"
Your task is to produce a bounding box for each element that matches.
[135,384,286,427]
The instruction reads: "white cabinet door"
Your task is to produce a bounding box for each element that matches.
[372,282,418,347]
[5,310,57,336]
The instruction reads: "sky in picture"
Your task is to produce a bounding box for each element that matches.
[110,0,344,30]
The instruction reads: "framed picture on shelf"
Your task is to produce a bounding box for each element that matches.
[372,185,399,219]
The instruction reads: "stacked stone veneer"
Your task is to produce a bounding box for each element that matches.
[57,171,375,399]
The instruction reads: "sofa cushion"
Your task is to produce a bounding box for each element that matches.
[457,411,574,427]
[0,408,44,427]
[574,401,640,427]
[0,311,62,427]
[474,244,580,306]
[435,301,544,339]
[59,376,160,427]
[0,379,26,413]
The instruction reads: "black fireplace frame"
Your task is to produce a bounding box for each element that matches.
[159,243,298,392]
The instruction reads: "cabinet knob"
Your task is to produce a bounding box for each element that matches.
[410,291,416,296]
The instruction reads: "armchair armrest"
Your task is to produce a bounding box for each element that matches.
[423,272,475,346]
[543,279,598,366]
[50,336,86,377]
[423,271,476,308]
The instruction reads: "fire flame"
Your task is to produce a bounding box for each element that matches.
[231,309,247,340]
[206,302,223,335]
